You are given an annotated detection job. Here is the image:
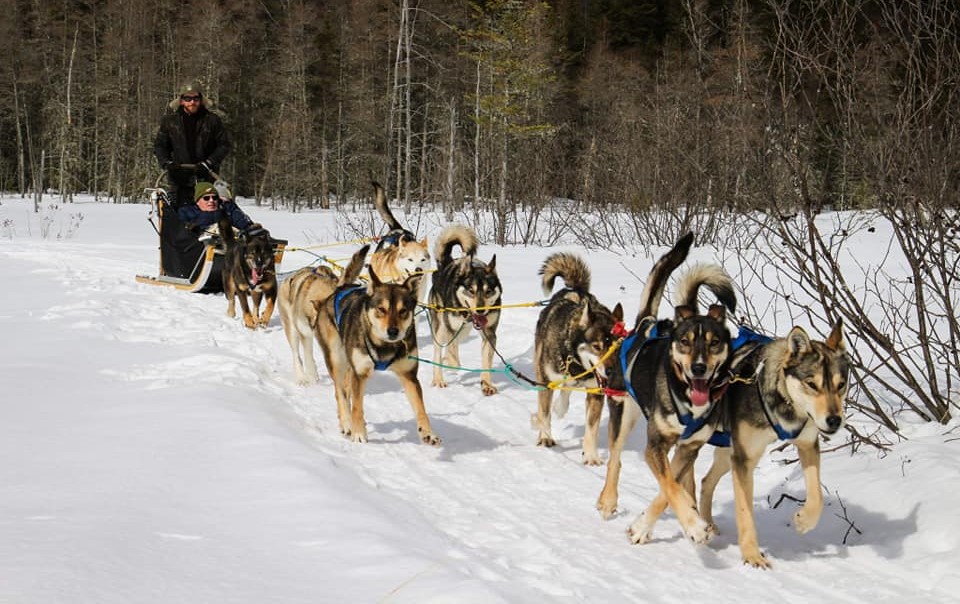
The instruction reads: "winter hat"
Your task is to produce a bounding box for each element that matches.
[194,181,219,203]
[168,81,210,111]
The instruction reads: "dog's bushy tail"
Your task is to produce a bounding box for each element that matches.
[539,252,590,296]
[434,224,478,267]
[372,181,403,232]
[218,216,235,246]
[634,232,694,325]
[674,263,737,315]
[339,244,371,287]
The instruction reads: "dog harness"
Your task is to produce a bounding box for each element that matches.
[730,334,808,441]
[333,285,404,371]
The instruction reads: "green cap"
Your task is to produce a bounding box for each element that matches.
[194,181,218,202]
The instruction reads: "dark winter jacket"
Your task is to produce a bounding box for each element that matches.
[154,106,232,185]
[178,200,253,233]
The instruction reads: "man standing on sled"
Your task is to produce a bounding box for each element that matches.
[153,81,232,279]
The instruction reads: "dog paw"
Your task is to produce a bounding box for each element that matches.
[596,498,617,520]
[419,430,442,446]
[581,450,603,466]
[536,435,556,448]
[481,382,498,396]
[794,507,820,534]
[683,518,714,545]
[431,378,448,388]
[627,518,653,545]
[742,551,772,569]
[351,431,368,444]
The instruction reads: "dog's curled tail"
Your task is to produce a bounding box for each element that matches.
[372,181,403,232]
[674,263,737,315]
[434,224,479,267]
[539,252,590,296]
[218,216,236,246]
[339,244,371,287]
[634,231,695,324]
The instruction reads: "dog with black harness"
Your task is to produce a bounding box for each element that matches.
[219,216,278,329]
[312,245,438,445]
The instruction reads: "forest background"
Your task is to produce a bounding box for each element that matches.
[1,0,958,438]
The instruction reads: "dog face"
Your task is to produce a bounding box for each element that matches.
[396,237,431,277]
[365,269,421,343]
[240,231,276,290]
[576,302,624,380]
[782,321,849,435]
[670,304,731,407]
[455,255,501,316]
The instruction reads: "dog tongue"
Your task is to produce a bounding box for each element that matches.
[690,379,710,406]
[472,314,488,329]
[250,268,261,285]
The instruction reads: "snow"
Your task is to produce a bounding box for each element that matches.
[1,194,958,603]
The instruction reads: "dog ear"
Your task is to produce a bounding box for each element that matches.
[421,236,429,249]
[706,303,726,322]
[403,271,424,294]
[367,265,383,293]
[577,301,591,328]
[612,303,624,322]
[674,305,695,320]
[487,254,497,272]
[786,326,813,356]
[825,317,845,351]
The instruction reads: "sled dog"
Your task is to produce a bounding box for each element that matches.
[597,232,738,547]
[697,320,848,568]
[427,224,502,395]
[313,245,438,445]
[220,219,278,329]
[278,264,340,385]
[369,181,430,299]
[532,252,624,465]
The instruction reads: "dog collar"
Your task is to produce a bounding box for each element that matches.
[754,361,808,440]
[333,285,365,329]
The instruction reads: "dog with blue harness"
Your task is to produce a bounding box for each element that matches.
[312,244,438,445]
[596,232,739,550]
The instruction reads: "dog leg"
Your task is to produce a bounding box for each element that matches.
[251,290,264,327]
[596,397,640,519]
[700,446,732,531]
[396,368,441,446]
[582,392,604,466]
[632,436,710,545]
[431,337,448,388]
[348,370,369,443]
[236,291,256,329]
[225,287,237,319]
[534,388,556,447]
[731,448,770,568]
[793,438,823,534]
[299,331,320,384]
[284,317,310,385]
[259,293,276,327]
[479,330,498,395]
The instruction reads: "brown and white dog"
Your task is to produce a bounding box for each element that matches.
[312,245,438,445]
[368,181,430,300]
[698,320,849,568]
[278,264,339,385]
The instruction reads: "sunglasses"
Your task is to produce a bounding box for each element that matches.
[200,194,219,202]
[181,95,202,102]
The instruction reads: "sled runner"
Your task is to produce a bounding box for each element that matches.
[135,177,286,294]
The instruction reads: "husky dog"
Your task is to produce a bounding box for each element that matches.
[220,218,278,329]
[278,264,340,385]
[368,181,430,299]
[312,245,438,445]
[428,225,502,396]
[532,252,624,465]
[698,320,848,568]
[596,233,738,547]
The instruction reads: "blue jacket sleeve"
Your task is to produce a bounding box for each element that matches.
[222,201,253,231]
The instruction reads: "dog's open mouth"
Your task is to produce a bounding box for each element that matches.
[471,313,488,330]
[249,268,262,286]
[690,378,710,406]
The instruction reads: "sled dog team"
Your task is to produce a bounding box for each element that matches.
[267,184,850,569]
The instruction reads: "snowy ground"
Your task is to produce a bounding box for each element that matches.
[0,195,957,603]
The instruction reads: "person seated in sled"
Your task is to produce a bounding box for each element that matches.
[179,181,255,238]
[153,81,232,278]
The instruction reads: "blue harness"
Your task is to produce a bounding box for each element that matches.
[332,285,399,371]
[617,323,777,448]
